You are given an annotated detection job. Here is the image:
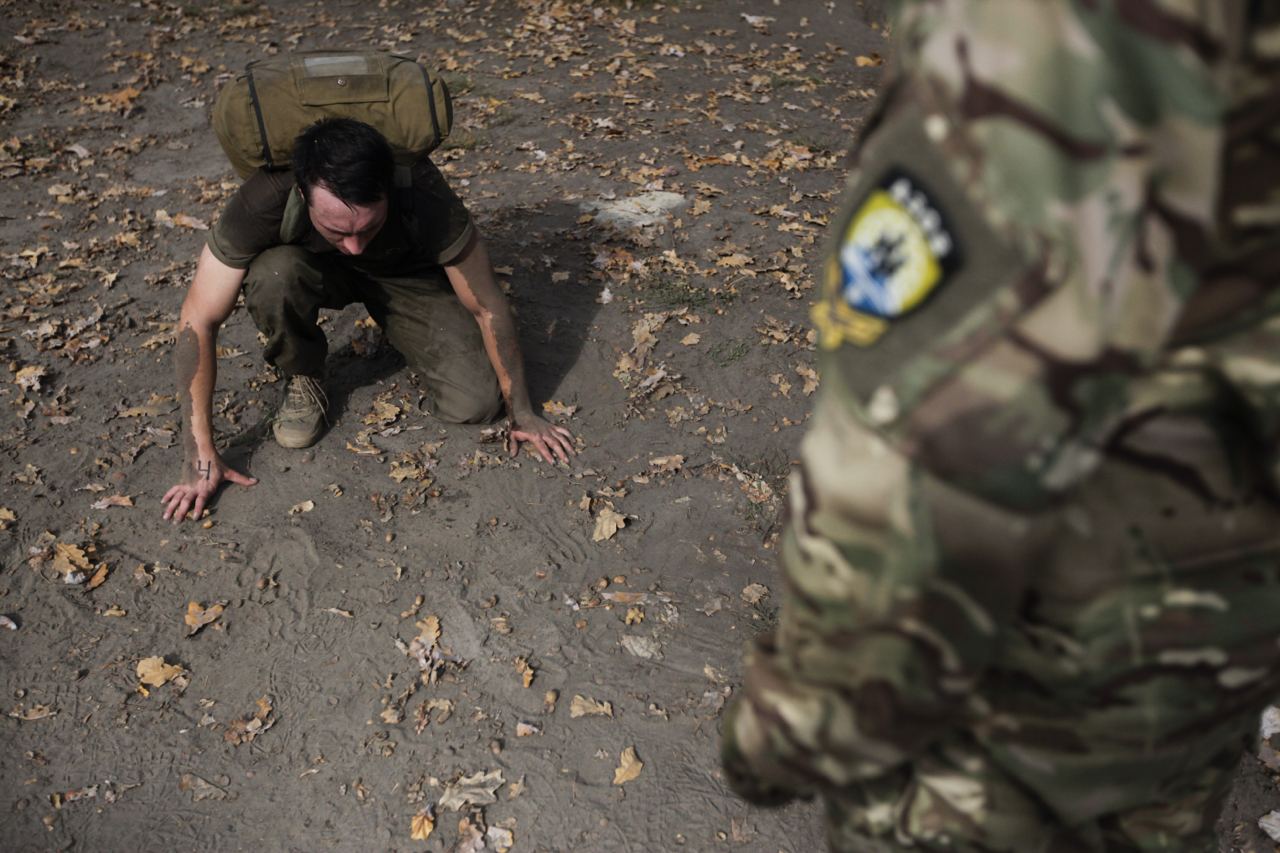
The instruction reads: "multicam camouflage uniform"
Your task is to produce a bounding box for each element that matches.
[722,2,1280,849]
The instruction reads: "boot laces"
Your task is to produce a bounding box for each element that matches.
[282,375,329,425]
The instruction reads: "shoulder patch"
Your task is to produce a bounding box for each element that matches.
[807,101,1032,412]
[817,170,959,348]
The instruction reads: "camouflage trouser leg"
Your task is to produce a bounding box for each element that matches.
[823,738,1229,852]
[242,246,501,424]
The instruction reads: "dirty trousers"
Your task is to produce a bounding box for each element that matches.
[242,245,502,424]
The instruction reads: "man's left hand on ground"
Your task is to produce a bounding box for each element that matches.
[508,413,575,464]
[161,453,257,524]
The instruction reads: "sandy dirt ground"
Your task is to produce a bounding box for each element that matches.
[0,1,1276,851]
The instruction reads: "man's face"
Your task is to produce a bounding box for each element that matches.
[306,182,388,256]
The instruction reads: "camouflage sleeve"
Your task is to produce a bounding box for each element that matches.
[723,0,1247,805]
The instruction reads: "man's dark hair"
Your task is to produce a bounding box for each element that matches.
[292,118,394,205]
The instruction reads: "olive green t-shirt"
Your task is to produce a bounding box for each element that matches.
[206,158,475,277]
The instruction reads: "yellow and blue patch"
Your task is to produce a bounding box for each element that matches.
[815,171,958,348]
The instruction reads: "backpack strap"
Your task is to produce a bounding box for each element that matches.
[394,163,417,226]
[279,185,309,244]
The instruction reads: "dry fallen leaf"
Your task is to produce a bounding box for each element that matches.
[362,399,401,426]
[613,746,643,785]
[91,494,134,510]
[410,806,435,841]
[741,583,770,605]
[516,721,542,737]
[179,774,229,802]
[569,694,613,718]
[796,363,819,395]
[649,455,684,473]
[438,769,504,812]
[0,507,15,530]
[487,826,515,853]
[84,563,109,591]
[225,695,274,745]
[287,500,315,516]
[855,53,884,68]
[680,332,701,346]
[9,703,57,721]
[400,594,425,619]
[102,605,126,617]
[137,656,184,688]
[417,615,441,648]
[456,817,486,853]
[171,212,208,230]
[184,601,225,636]
[52,543,92,579]
[515,656,535,688]
[592,506,627,542]
[542,399,578,418]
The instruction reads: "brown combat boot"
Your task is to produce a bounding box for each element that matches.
[273,374,328,449]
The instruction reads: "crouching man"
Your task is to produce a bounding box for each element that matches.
[162,118,574,523]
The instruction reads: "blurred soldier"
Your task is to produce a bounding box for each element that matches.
[722,1,1280,849]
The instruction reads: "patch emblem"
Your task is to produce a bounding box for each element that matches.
[815,170,959,348]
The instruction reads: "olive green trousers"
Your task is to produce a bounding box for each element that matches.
[242,245,502,424]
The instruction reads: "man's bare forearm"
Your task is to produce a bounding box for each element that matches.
[476,303,534,419]
[174,319,220,480]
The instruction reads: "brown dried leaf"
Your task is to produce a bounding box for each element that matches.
[796,364,819,395]
[613,746,643,785]
[649,454,684,473]
[84,563,109,591]
[287,500,315,515]
[416,615,441,649]
[225,695,274,745]
[91,494,134,510]
[592,506,626,542]
[410,807,435,841]
[171,212,208,230]
[52,544,92,578]
[184,601,225,636]
[137,656,183,688]
[439,769,504,812]
[515,656,535,688]
[14,365,46,391]
[9,703,57,721]
[542,399,578,418]
[569,694,613,718]
[179,774,228,802]
[362,399,401,426]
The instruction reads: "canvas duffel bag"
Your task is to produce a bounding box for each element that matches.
[213,51,452,178]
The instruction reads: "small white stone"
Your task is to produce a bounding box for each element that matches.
[1258,810,1280,842]
[867,385,899,426]
[924,113,949,142]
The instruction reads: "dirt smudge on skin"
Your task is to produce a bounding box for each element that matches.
[174,324,199,482]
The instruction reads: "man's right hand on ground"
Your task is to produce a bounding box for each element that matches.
[161,454,257,524]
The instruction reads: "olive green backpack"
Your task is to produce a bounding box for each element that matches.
[212,51,452,179]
